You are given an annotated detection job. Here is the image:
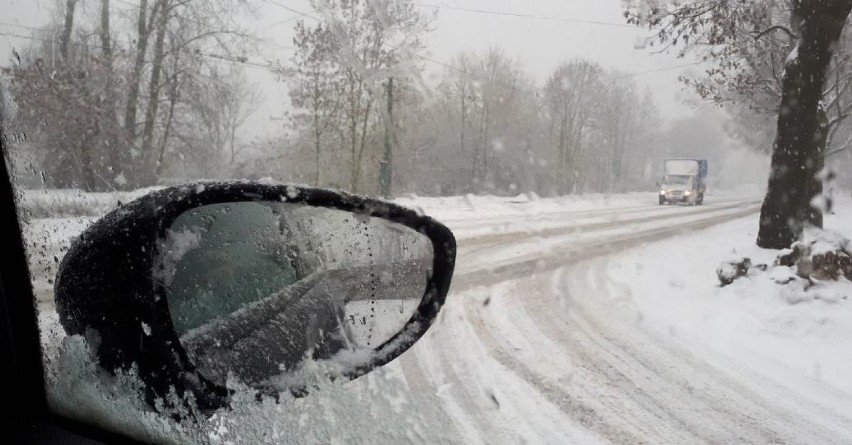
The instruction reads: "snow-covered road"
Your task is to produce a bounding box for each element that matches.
[30,190,852,444]
[390,194,852,444]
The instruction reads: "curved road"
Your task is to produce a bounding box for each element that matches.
[395,196,852,444]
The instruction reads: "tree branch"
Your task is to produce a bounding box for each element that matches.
[754,25,798,40]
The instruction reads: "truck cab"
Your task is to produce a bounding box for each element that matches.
[658,159,707,206]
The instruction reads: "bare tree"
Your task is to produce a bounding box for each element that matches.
[289,0,429,193]
[122,0,158,184]
[289,20,342,186]
[542,60,603,194]
[226,80,261,167]
[58,0,79,63]
[425,49,551,195]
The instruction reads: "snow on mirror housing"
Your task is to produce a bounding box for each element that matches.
[53,182,456,414]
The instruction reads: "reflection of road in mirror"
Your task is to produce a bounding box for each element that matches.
[179,274,350,388]
[315,257,432,348]
[162,201,433,389]
[344,299,419,348]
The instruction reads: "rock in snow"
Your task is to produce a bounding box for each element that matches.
[717,257,752,286]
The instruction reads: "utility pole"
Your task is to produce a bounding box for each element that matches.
[379,77,394,198]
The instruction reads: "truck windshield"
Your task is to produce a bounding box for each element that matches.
[663,175,691,185]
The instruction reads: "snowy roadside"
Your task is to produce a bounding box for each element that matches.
[397,187,761,239]
[608,194,852,412]
[18,184,761,230]
[19,187,162,218]
[20,188,761,306]
[20,189,669,254]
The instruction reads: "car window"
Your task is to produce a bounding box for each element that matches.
[4,0,852,444]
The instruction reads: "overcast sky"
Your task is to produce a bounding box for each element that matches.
[1,0,706,141]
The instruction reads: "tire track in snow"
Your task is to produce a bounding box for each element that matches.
[530,268,790,444]
[514,271,706,442]
[440,199,775,442]
[391,198,762,443]
[403,284,614,444]
[432,198,852,444]
[443,195,752,234]
[459,289,648,444]
[462,269,748,443]
[456,200,761,290]
[400,318,498,444]
[456,197,758,251]
[395,345,465,444]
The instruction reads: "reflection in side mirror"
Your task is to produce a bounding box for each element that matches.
[54,182,455,413]
[163,201,433,388]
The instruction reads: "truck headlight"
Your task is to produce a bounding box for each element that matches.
[660,190,665,195]
[684,190,691,196]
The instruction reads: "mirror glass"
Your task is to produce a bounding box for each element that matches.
[155,201,433,388]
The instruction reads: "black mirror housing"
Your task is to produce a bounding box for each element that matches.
[54,181,456,413]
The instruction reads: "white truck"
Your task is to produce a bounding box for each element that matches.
[658,158,707,205]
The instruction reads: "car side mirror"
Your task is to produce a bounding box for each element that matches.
[54,181,456,413]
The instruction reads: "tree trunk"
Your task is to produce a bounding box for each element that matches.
[757,0,852,248]
[379,78,393,198]
[99,0,126,189]
[124,0,150,137]
[121,0,158,186]
[138,0,169,186]
[59,0,77,64]
[351,99,373,193]
[558,112,567,193]
[76,110,99,191]
[313,76,322,186]
[314,129,322,185]
[99,0,112,63]
[348,76,360,191]
[155,75,179,179]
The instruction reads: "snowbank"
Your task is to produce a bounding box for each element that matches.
[609,194,852,405]
[18,186,759,220]
[19,188,162,218]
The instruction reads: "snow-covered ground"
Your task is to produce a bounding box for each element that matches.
[19,187,162,218]
[397,187,761,241]
[23,186,852,444]
[608,194,852,417]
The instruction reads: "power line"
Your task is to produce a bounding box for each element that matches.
[415,50,698,82]
[260,0,321,22]
[0,21,45,32]
[412,50,703,102]
[254,2,689,81]
[193,50,279,69]
[0,30,58,45]
[105,0,263,39]
[411,2,635,29]
[112,0,140,8]
[265,10,317,30]
[613,62,703,79]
